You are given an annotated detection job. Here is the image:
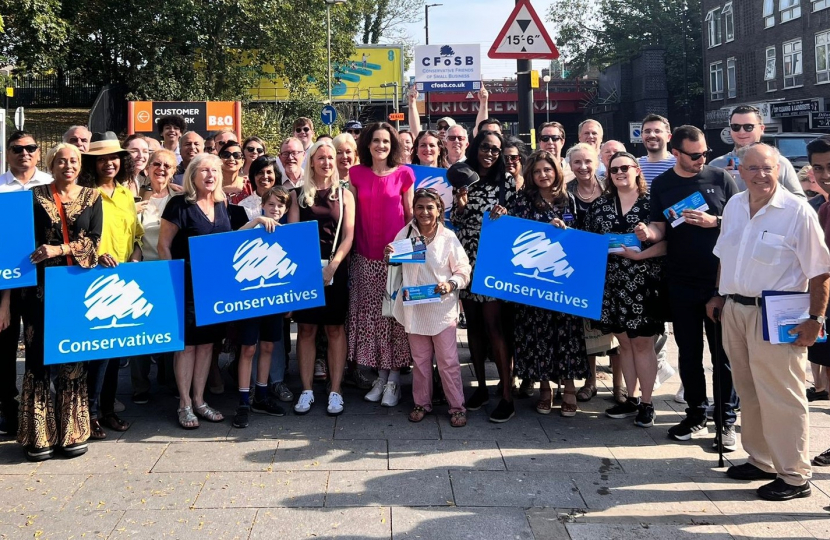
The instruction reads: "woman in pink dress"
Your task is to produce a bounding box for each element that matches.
[347,122,415,407]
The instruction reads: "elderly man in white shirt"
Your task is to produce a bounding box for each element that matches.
[0,131,53,193]
[708,143,830,502]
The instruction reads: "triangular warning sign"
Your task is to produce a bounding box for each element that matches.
[488,0,560,60]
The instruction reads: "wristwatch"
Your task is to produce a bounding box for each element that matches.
[716,216,723,227]
[809,314,827,325]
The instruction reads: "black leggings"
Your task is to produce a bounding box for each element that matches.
[461,299,513,401]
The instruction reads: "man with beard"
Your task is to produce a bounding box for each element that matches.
[638,114,676,188]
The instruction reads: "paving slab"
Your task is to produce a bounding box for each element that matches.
[250,507,391,539]
[272,439,388,470]
[541,419,659,447]
[109,508,256,539]
[0,441,40,475]
[118,416,233,443]
[37,441,167,475]
[326,469,452,507]
[194,471,328,508]
[0,510,124,539]
[723,514,815,539]
[0,473,87,513]
[499,441,623,474]
[693,476,830,516]
[392,506,534,540]
[436,410,550,442]
[798,514,830,538]
[525,508,574,540]
[226,414,336,440]
[333,412,440,440]
[565,523,735,540]
[450,471,586,508]
[66,471,207,511]
[388,440,505,470]
[152,440,277,473]
[609,443,727,477]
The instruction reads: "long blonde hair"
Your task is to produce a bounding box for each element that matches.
[182,153,226,203]
[299,139,341,208]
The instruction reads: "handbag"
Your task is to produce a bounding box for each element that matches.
[382,224,413,318]
[583,319,619,356]
[322,185,344,286]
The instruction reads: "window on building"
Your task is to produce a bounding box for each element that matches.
[727,58,737,98]
[783,39,803,88]
[764,0,775,27]
[780,0,801,22]
[817,31,830,83]
[765,46,777,91]
[815,0,830,12]
[722,3,735,42]
[706,8,723,47]
[710,62,724,100]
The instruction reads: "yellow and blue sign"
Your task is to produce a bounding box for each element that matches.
[0,191,37,290]
[189,222,325,326]
[470,216,608,319]
[43,261,185,365]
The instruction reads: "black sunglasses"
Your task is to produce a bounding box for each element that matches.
[479,143,501,155]
[676,148,712,161]
[204,146,216,152]
[437,124,450,130]
[730,123,758,132]
[540,135,563,143]
[11,144,38,154]
[347,129,361,135]
[295,127,311,133]
[245,146,264,154]
[609,165,638,174]
[220,151,243,160]
[504,154,521,162]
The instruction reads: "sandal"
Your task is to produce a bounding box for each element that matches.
[612,385,628,405]
[409,405,428,423]
[535,389,553,415]
[101,413,131,432]
[450,411,467,427]
[576,383,597,402]
[194,402,224,422]
[561,389,578,418]
[177,406,199,430]
[89,418,107,440]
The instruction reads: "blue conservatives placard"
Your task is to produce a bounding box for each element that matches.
[189,222,325,325]
[43,260,185,365]
[408,164,453,227]
[0,191,37,290]
[470,215,608,319]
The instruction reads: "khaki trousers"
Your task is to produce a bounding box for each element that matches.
[721,300,811,485]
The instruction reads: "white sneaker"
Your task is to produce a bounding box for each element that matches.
[381,382,401,407]
[314,359,327,380]
[653,359,676,390]
[294,390,314,415]
[327,392,344,416]
[364,378,385,402]
[674,384,686,404]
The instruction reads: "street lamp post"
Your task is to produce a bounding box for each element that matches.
[543,75,551,123]
[325,0,347,134]
[424,3,442,130]
[381,82,400,131]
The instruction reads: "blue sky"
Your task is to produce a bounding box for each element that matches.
[399,0,558,80]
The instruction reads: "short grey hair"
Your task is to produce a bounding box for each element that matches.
[736,142,780,161]
[601,140,626,152]
[62,125,91,142]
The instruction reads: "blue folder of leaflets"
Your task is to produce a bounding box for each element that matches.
[760,290,827,343]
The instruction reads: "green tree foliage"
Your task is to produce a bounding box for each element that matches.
[547,0,702,123]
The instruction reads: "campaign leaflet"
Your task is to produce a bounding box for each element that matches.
[663,192,709,228]
[389,236,427,264]
[607,233,642,254]
[401,285,441,305]
[778,318,828,344]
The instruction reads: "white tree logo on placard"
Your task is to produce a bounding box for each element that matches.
[84,274,154,330]
[511,230,574,284]
[418,175,453,215]
[233,238,298,291]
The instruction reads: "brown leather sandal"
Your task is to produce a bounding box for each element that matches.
[450,411,467,427]
[89,418,107,440]
[408,406,428,423]
[561,389,578,418]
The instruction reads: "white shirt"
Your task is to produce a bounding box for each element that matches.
[0,169,53,192]
[714,186,830,297]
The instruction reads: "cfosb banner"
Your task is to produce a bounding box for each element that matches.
[470,216,608,319]
[0,191,37,290]
[189,222,325,326]
[415,44,481,93]
[44,261,185,365]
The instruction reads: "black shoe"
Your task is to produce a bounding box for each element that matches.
[466,387,490,411]
[517,379,534,399]
[634,402,655,428]
[605,397,640,419]
[458,312,467,329]
[26,445,54,462]
[251,397,286,417]
[668,416,707,441]
[232,406,250,428]
[60,442,88,458]
[0,410,18,436]
[812,448,830,467]
[806,387,829,401]
[132,392,150,405]
[757,478,811,501]
[489,399,515,423]
[726,462,778,481]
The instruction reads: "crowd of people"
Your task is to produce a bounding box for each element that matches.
[1,103,830,502]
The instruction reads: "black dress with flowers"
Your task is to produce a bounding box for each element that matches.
[510,191,588,382]
[583,194,665,338]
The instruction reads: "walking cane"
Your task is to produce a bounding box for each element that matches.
[713,307,724,468]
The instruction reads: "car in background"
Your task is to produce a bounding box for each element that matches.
[761,132,825,170]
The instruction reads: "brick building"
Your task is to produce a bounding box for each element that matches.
[702,0,830,147]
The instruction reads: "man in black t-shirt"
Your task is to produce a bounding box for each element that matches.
[635,125,740,446]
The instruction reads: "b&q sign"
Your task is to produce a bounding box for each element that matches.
[128,101,242,140]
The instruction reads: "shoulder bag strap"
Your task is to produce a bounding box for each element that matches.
[50,184,74,266]
[329,185,345,262]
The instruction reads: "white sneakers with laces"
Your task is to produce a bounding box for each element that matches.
[294,390,314,415]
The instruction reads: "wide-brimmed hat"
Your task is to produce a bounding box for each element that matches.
[447,161,480,189]
[84,131,129,156]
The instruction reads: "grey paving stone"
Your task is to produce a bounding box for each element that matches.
[499,441,623,474]
[0,441,40,475]
[37,442,167,475]
[391,506,535,540]
[66,472,207,511]
[609,443,727,477]
[723,514,814,539]
[117,415,233,443]
[570,473,721,515]
[0,510,124,539]
[565,523,734,539]
[388,440,505,470]
[436,410,549,442]
[110,508,256,539]
[0,473,87,513]
[333,412,440,440]
[152,440,277,473]
[250,507,391,539]
[525,508,573,540]
[693,476,830,515]
[194,471,328,508]
[798,514,830,539]
[542,418,659,447]
[226,414,336,440]
[450,471,586,508]
[326,469,452,507]
[272,439,388,470]
[810,426,830,453]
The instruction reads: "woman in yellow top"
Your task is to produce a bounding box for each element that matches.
[79,131,144,440]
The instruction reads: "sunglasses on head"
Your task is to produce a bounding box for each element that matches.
[540,135,563,143]
[730,123,757,132]
[676,148,712,161]
[609,164,638,174]
[415,187,440,195]
[11,144,38,154]
[220,151,243,160]
[246,146,264,154]
[295,126,311,133]
[479,143,501,155]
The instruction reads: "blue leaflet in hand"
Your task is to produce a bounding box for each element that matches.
[663,191,710,227]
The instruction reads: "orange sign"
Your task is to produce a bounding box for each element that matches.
[388,112,405,121]
[128,101,242,140]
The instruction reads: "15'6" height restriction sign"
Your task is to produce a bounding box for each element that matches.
[488,0,560,60]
